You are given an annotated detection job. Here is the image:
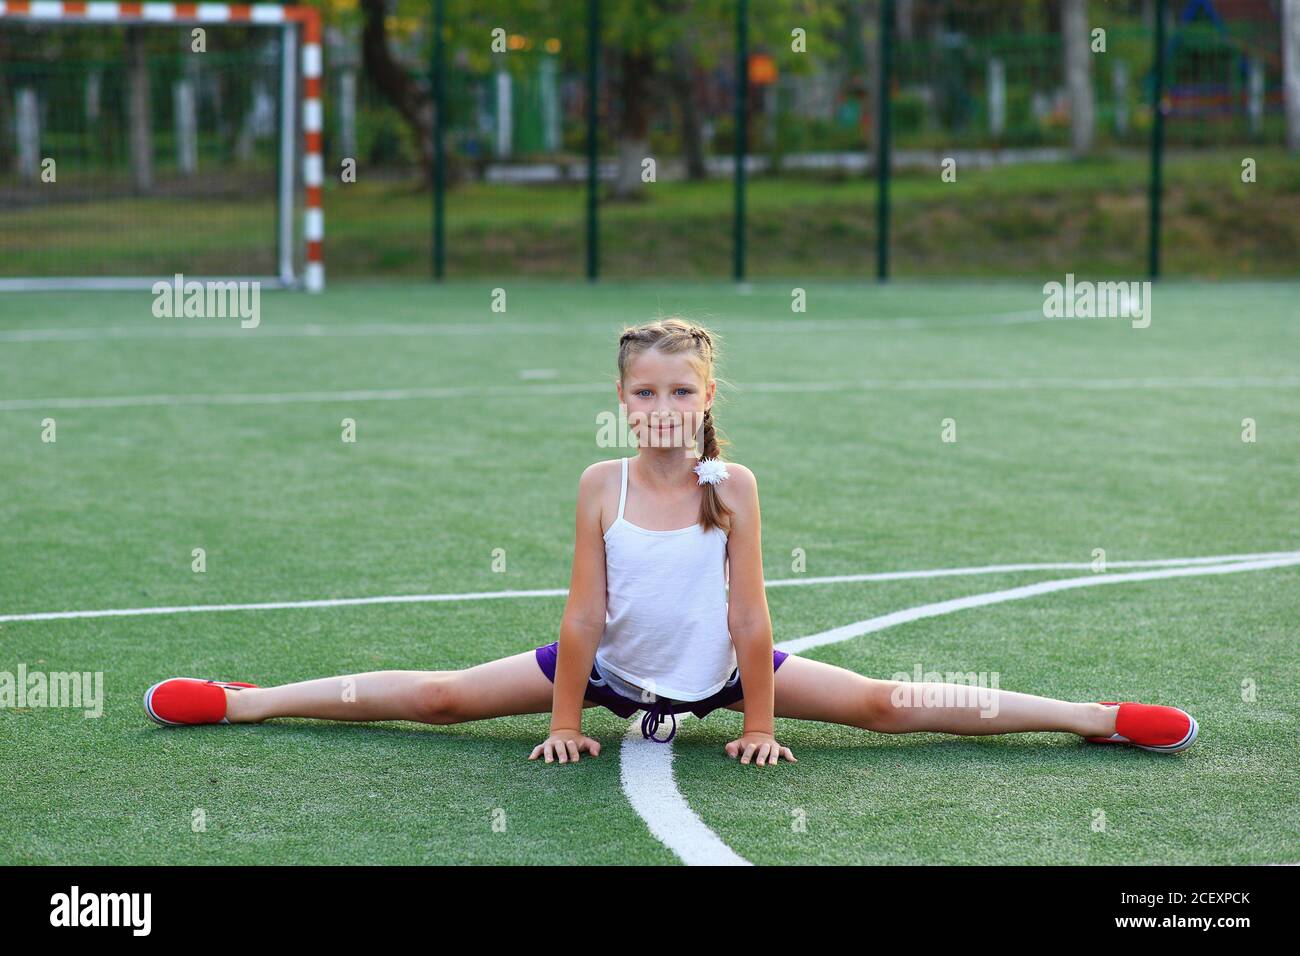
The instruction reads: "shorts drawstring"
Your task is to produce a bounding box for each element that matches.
[640,696,678,743]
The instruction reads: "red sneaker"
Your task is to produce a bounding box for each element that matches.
[143,678,258,726]
[1085,701,1198,753]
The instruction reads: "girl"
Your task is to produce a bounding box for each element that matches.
[144,318,1198,766]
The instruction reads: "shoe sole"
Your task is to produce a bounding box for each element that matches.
[1090,713,1198,753]
[1134,713,1198,753]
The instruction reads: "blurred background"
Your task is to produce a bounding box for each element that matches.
[2,0,1297,283]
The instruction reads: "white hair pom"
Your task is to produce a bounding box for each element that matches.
[693,457,730,486]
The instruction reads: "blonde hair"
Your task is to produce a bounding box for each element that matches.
[616,316,733,535]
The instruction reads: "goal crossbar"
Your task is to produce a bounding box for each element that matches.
[0,1,325,293]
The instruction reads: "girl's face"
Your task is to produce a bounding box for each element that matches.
[618,350,713,452]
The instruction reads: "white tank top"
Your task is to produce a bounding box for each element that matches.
[594,456,737,702]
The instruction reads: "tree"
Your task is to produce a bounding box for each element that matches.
[594,0,841,198]
[126,27,154,193]
[343,0,839,192]
[1061,0,1095,156]
[358,0,434,181]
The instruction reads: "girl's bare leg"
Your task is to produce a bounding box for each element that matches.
[224,650,592,725]
[726,655,1118,738]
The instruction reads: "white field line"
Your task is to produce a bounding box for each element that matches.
[619,720,751,866]
[0,587,568,624]
[777,553,1300,654]
[622,552,1300,866]
[4,288,1298,345]
[0,311,1093,343]
[4,550,1297,624]
[3,375,1298,412]
[769,554,1300,658]
[0,382,602,411]
[763,551,1300,589]
[0,322,582,342]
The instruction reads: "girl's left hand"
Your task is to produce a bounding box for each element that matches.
[725,731,796,766]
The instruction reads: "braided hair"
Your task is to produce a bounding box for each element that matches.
[616,317,733,535]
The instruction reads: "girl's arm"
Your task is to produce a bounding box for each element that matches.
[724,465,789,765]
[549,463,610,735]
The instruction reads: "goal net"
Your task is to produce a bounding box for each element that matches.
[0,2,323,291]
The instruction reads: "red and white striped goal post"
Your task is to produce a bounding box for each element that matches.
[0,2,325,292]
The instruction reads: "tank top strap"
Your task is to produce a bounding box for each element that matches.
[617,456,629,521]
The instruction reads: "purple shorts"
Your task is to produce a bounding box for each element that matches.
[534,641,790,743]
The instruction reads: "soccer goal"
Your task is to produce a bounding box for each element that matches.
[0,2,323,292]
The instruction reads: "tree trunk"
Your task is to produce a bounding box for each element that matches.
[896,0,914,42]
[127,28,154,193]
[611,46,654,199]
[668,38,706,180]
[174,33,198,176]
[15,87,39,184]
[868,11,883,150]
[0,33,13,174]
[1284,0,1300,152]
[1062,0,1094,157]
[359,0,434,183]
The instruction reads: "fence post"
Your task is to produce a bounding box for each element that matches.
[277,23,297,286]
[433,0,445,280]
[877,0,893,281]
[1148,0,1167,279]
[586,0,600,281]
[734,0,749,282]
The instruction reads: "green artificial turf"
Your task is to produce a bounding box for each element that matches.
[1,279,1296,864]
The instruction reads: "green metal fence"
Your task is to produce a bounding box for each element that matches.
[4,0,1297,283]
[419,0,1298,281]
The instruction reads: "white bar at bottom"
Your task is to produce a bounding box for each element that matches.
[0,276,294,292]
[304,262,324,293]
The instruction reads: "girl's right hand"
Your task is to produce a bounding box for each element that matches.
[529,728,601,764]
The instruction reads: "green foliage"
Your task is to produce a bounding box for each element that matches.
[891,92,926,136]
[359,104,419,168]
